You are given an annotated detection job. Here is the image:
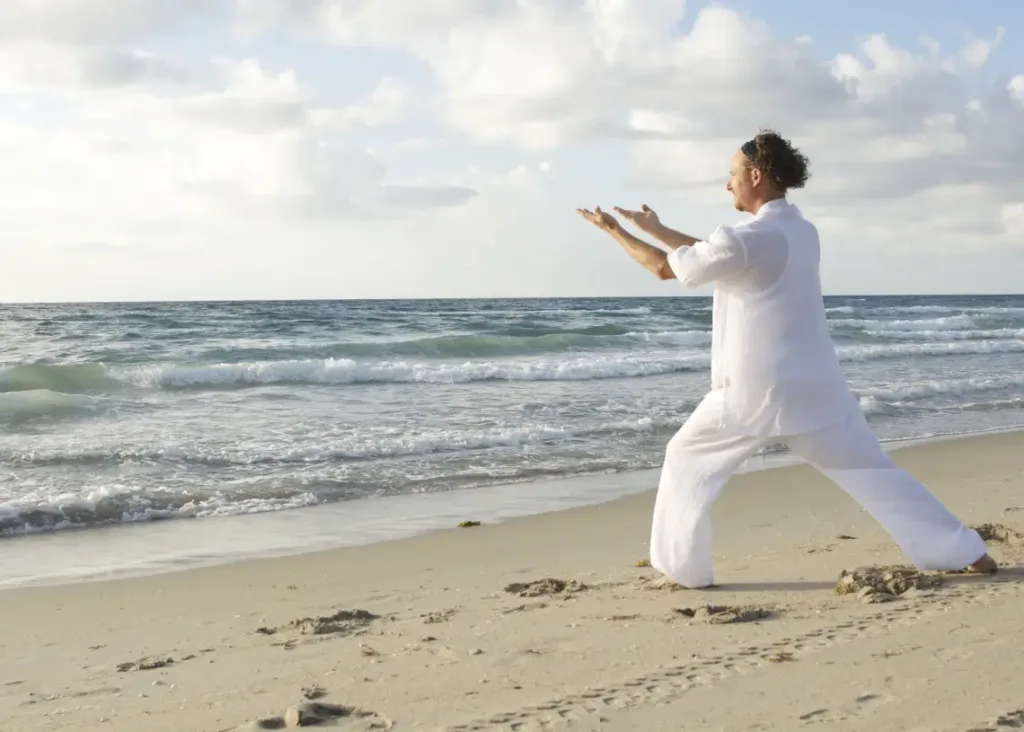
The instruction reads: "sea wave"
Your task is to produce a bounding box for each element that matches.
[0,389,105,421]
[854,375,1024,403]
[0,485,321,535]
[0,415,686,469]
[836,339,1024,361]
[0,354,709,391]
[830,315,978,331]
[5,337,1024,393]
[207,328,713,360]
[858,328,1024,342]
[827,305,1024,317]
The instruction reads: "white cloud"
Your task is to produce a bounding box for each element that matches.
[0,1,1022,301]
[0,42,190,91]
[1009,75,1024,105]
[337,77,412,127]
[0,0,211,46]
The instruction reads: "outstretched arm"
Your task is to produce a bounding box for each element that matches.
[644,223,699,251]
[607,227,676,280]
[576,206,675,279]
[613,205,698,250]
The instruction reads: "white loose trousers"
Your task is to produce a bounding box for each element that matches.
[650,390,987,589]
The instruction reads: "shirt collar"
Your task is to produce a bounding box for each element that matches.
[755,198,791,218]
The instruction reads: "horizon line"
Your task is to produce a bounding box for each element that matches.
[2,292,1022,306]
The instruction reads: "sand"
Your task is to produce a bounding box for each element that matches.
[1,431,1023,731]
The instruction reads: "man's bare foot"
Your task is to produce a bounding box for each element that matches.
[966,553,998,575]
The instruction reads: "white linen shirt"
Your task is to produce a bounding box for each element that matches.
[667,199,855,438]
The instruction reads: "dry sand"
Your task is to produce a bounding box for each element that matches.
[1,431,1023,731]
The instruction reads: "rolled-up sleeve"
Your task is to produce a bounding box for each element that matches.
[666,225,748,288]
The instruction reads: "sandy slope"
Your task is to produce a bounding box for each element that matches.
[1,432,1022,732]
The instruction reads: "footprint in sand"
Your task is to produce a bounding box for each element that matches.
[637,575,688,591]
[257,609,379,638]
[421,608,458,624]
[233,700,392,731]
[115,654,197,673]
[503,579,587,598]
[971,522,1024,546]
[835,565,942,604]
[665,604,775,625]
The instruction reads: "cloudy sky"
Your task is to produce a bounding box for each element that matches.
[1,0,1022,302]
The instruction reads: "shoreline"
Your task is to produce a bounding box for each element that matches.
[2,424,1021,592]
[1,428,1022,731]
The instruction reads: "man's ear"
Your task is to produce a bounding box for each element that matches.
[749,166,762,187]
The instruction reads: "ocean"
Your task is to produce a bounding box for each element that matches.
[2,295,1024,582]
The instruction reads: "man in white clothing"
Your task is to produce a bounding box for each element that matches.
[576,129,996,588]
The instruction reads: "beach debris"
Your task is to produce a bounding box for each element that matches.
[257,609,379,640]
[635,558,651,567]
[666,604,774,624]
[836,534,857,540]
[285,702,353,727]
[503,578,588,597]
[236,717,286,730]
[421,608,457,624]
[765,651,795,663]
[302,685,327,700]
[234,701,392,730]
[458,520,481,528]
[835,565,941,603]
[116,656,175,673]
[287,609,378,637]
[359,644,380,657]
[805,543,836,554]
[971,522,1024,546]
[857,587,893,604]
[501,601,548,614]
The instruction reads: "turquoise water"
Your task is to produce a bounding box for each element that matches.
[2,295,1024,537]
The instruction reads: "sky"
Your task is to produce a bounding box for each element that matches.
[0,0,1022,303]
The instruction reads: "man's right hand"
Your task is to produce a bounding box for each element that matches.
[614,204,662,235]
[576,205,622,234]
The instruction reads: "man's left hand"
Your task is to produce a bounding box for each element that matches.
[576,205,622,234]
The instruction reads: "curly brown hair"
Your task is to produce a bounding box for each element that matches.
[740,129,810,193]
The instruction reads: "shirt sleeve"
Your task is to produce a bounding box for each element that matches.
[666,225,749,288]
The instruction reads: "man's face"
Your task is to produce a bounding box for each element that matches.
[726,150,759,213]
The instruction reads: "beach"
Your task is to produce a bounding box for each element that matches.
[2,430,1022,732]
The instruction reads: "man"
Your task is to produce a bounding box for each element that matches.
[576,129,996,588]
